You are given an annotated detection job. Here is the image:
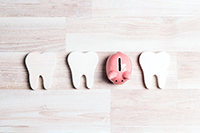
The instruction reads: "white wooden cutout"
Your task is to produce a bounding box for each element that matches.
[139,51,170,89]
[67,52,99,89]
[25,52,57,90]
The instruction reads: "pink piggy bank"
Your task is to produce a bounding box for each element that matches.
[106,52,132,85]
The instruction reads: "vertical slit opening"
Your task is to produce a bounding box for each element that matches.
[118,58,121,71]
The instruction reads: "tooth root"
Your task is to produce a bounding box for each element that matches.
[143,72,153,89]
[71,72,82,89]
[68,52,99,89]
[25,52,57,90]
[85,71,95,89]
[139,52,170,89]
[157,72,167,89]
[29,73,39,90]
[42,73,53,89]
[84,54,98,88]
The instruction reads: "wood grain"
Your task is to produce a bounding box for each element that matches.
[111,89,200,126]
[66,17,200,51]
[0,17,66,52]
[0,0,92,17]
[111,126,200,133]
[0,125,110,133]
[0,90,110,125]
[178,52,200,89]
[93,0,200,17]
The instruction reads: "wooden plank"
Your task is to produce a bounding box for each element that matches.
[111,89,200,126]
[0,0,92,17]
[0,52,177,90]
[111,126,200,133]
[92,0,200,17]
[0,17,66,52]
[0,52,29,89]
[0,90,110,126]
[0,125,110,133]
[66,17,200,51]
[178,52,200,89]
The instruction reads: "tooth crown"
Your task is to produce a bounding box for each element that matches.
[106,52,132,85]
[67,51,99,89]
[139,51,170,89]
[25,52,57,90]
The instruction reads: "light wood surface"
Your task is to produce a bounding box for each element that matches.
[1,0,200,132]
[66,17,200,51]
[0,17,66,52]
[92,0,200,17]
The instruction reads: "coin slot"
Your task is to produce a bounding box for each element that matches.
[118,58,121,71]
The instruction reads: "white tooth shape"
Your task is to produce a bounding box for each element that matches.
[67,52,99,89]
[139,52,170,89]
[25,52,57,90]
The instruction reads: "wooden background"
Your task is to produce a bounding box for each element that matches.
[1,0,200,132]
